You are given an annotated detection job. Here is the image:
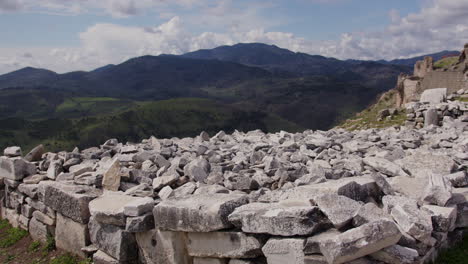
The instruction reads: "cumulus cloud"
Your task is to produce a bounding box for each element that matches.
[318,0,468,60]
[1,0,468,74]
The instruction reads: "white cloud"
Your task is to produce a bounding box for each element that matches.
[1,0,468,74]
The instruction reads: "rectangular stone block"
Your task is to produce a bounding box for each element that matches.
[89,217,138,262]
[320,220,402,264]
[0,157,36,181]
[56,213,90,258]
[186,231,263,258]
[136,229,192,264]
[29,217,50,243]
[154,194,248,232]
[42,182,101,224]
[262,238,305,264]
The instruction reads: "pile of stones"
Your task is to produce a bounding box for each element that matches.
[1,105,468,264]
[406,88,468,128]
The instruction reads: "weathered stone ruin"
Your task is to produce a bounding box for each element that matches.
[1,99,468,264]
[395,44,468,107]
[405,88,468,129]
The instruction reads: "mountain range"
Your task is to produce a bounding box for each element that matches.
[0,43,455,151]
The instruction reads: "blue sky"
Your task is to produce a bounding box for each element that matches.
[0,0,467,74]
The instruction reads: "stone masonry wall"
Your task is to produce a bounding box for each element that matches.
[1,115,468,264]
[420,71,465,95]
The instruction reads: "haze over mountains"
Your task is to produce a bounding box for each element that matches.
[0,43,456,151]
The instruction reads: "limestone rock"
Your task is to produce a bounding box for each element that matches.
[312,194,362,229]
[421,205,457,232]
[370,244,419,264]
[420,88,447,104]
[4,146,22,157]
[55,213,89,258]
[363,157,409,177]
[319,220,402,264]
[102,159,121,191]
[390,204,433,245]
[88,217,138,262]
[0,156,36,180]
[304,229,341,255]
[154,193,248,232]
[24,144,45,162]
[262,238,305,264]
[186,231,263,258]
[89,193,146,226]
[228,201,330,236]
[43,182,102,224]
[125,212,155,233]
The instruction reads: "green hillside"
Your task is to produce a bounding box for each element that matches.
[0,98,302,152]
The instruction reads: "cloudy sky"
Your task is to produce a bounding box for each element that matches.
[0,0,467,74]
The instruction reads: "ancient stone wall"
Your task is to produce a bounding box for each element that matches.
[1,119,468,264]
[420,71,465,95]
[414,57,433,78]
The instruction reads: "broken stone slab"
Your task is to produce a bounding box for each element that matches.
[184,157,210,183]
[228,200,330,236]
[319,220,402,264]
[63,158,81,171]
[278,176,379,203]
[421,205,457,232]
[152,174,179,191]
[446,171,468,187]
[424,108,439,127]
[422,172,453,206]
[125,212,155,233]
[89,192,148,226]
[370,173,396,195]
[369,244,419,264]
[29,216,51,243]
[69,163,94,176]
[55,213,89,258]
[93,250,121,264]
[4,146,22,157]
[395,151,456,178]
[32,210,55,226]
[24,144,45,162]
[382,195,419,214]
[186,231,263,259]
[311,193,362,229]
[158,186,174,200]
[387,176,428,201]
[43,181,102,224]
[136,229,192,264]
[47,160,63,180]
[124,183,154,197]
[363,157,409,177]
[262,238,305,264]
[304,229,341,255]
[102,158,121,191]
[18,214,29,230]
[56,172,75,182]
[420,88,447,104]
[154,193,248,232]
[353,203,391,227]
[0,156,36,180]
[88,217,138,262]
[23,174,47,184]
[17,183,39,199]
[390,204,433,245]
[123,196,155,217]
